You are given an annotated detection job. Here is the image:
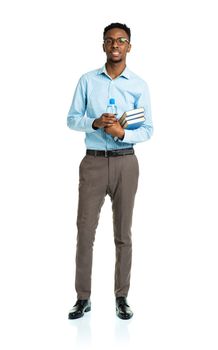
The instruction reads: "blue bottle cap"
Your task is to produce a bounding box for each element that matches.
[109,98,115,105]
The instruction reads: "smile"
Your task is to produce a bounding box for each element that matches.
[111,51,120,57]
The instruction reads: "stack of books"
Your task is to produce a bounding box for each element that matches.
[118,107,145,130]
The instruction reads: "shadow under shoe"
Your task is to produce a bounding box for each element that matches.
[68,299,91,319]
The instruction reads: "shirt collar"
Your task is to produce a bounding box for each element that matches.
[97,65,130,79]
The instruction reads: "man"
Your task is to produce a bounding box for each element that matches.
[67,23,153,320]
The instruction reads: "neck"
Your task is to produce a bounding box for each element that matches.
[105,61,126,79]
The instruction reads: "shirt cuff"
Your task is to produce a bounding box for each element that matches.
[114,132,125,142]
[86,118,98,133]
[118,129,131,143]
[119,129,132,143]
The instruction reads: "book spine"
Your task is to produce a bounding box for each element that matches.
[124,120,145,130]
[125,113,145,121]
[125,108,144,116]
[123,118,145,129]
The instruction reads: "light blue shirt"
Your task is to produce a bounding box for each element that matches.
[67,65,153,150]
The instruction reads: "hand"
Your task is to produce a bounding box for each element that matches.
[93,113,117,129]
[104,122,125,139]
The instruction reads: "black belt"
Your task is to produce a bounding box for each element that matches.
[86,148,134,157]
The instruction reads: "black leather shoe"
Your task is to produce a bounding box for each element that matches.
[68,299,91,319]
[116,297,133,320]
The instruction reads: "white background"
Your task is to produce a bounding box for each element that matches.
[0,0,218,349]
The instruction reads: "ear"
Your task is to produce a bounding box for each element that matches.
[127,43,132,53]
[102,43,106,52]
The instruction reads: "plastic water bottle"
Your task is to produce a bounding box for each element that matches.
[106,98,117,116]
[106,98,119,142]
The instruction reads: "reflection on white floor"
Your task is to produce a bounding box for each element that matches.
[67,303,134,350]
[68,313,92,349]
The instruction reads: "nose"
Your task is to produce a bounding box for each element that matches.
[112,39,118,48]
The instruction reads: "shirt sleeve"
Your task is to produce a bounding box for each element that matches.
[118,81,153,144]
[67,75,96,133]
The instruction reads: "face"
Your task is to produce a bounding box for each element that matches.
[103,28,131,64]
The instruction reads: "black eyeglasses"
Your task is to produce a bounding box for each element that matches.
[103,37,129,46]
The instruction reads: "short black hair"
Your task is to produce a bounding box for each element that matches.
[103,23,131,42]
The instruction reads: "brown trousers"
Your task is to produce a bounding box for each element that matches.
[75,153,139,299]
